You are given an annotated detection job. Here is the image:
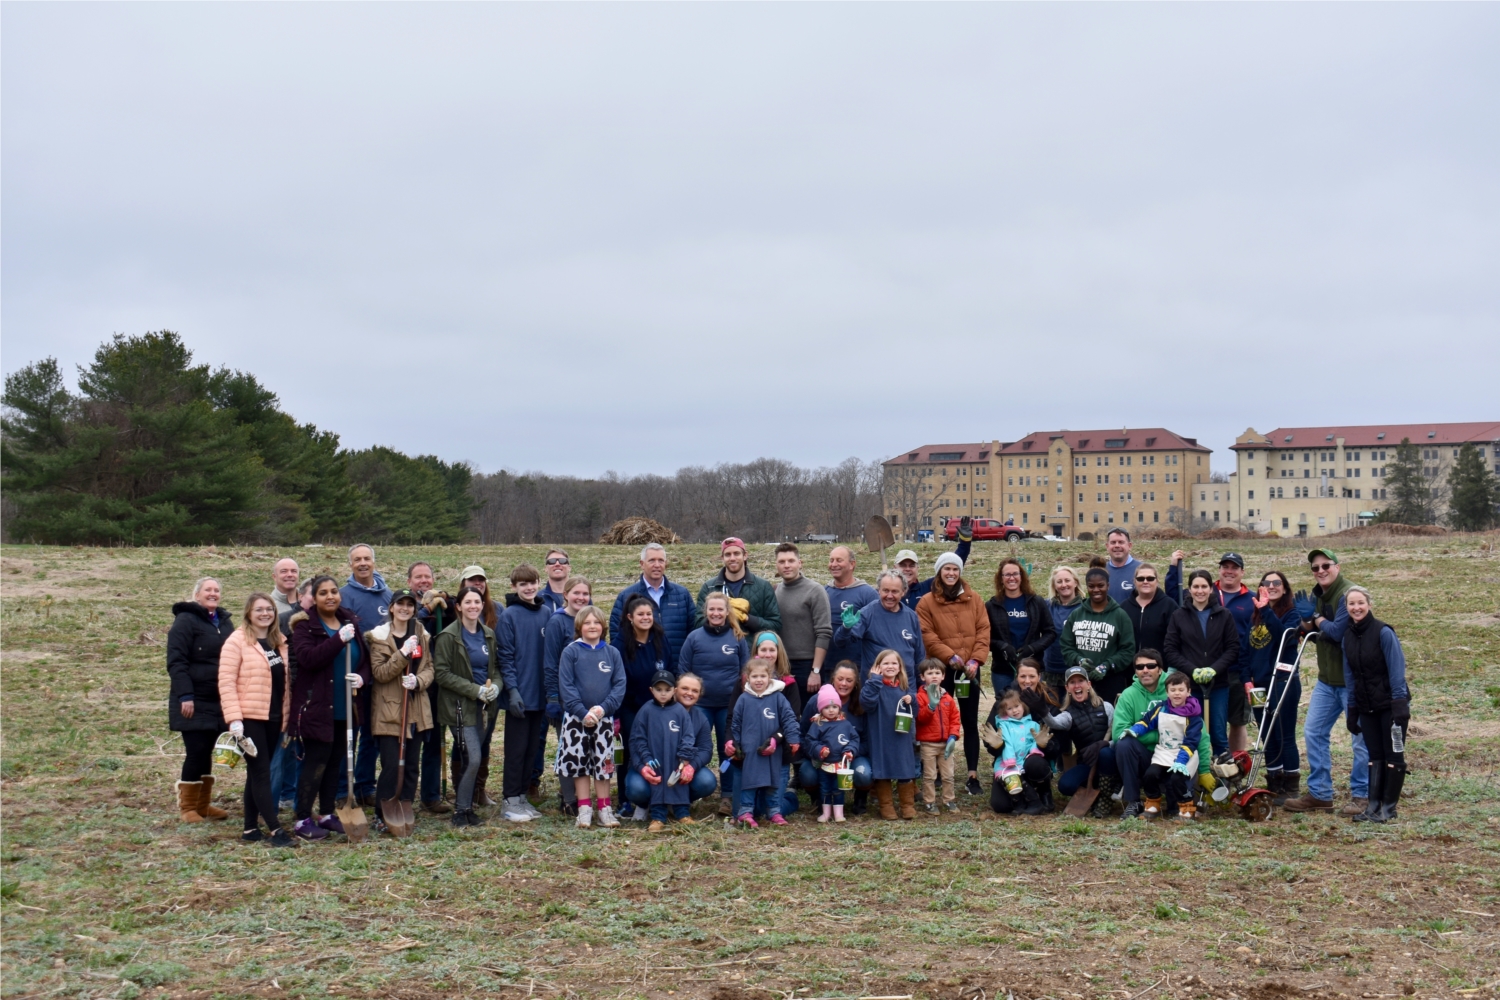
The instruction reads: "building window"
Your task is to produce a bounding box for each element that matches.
[1092,513,1099,523]
[1168,511,1176,523]
[1153,511,1159,523]
[1079,513,1085,523]
[1214,511,1220,522]
[1200,511,1207,521]
[1107,513,1114,523]
[1248,490,1254,500]
[1318,517,1326,530]
[1022,513,1028,524]
[1282,517,1289,529]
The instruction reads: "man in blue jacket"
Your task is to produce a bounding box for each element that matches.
[339,543,392,805]
[1215,553,1257,752]
[609,543,697,666]
[498,564,552,822]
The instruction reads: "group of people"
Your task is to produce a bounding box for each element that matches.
[164,528,1412,846]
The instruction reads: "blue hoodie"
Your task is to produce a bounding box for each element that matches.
[1245,604,1304,689]
[609,575,698,666]
[805,716,862,768]
[557,639,627,720]
[1216,584,1257,671]
[684,705,715,770]
[538,585,567,615]
[341,573,393,631]
[677,624,750,709]
[543,609,576,707]
[629,700,700,807]
[730,679,801,791]
[860,673,918,780]
[1042,598,1081,676]
[498,594,552,712]
[833,600,926,683]
[825,582,879,669]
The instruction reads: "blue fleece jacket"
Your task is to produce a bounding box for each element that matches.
[677,624,750,709]
[805,716,862,767]
[557,639,627,720]
[1105,557,1142,607]
[498,595,552,711]
[825,582,879,669]
[1216,584,1256,672]
[609,576,698,666]
[629,700,700,807]
[341,573,393,630]
[730,680,801,791]
[538,584,567,615]
[833,601,926,682]
[1246,605,1304,689]
[543,609,575,707]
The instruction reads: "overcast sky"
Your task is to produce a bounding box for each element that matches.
[4,4,1496,477]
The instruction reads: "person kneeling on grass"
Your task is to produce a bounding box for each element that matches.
[915,658,961,814]
[727,658,801,828]
[557,606,627,829]
[1119,671,1203,821]
[805,684,862,823]
[984,688,1049,815]
[671,672,723,806]
[628,669,701,832]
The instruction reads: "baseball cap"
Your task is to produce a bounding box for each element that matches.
[895,549,919,565]
[721,536,746,554]
[650,669,677,689]
[389,587,418,606]
[1218,552,1245,568]
[1307,548,1339,565]
[459,565,487,582]
[1064,666,1090,683]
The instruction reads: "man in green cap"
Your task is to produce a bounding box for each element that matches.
[1283,548,1370,815]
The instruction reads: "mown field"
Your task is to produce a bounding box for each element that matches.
[2,537,1498,1000]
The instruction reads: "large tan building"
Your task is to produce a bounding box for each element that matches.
[882,442,999,537]
[1227,422,1500,537]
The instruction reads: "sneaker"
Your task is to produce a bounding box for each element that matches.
[293,818,328,841]
[769,814,788,826]
[317,814,344,835]
[1120,801,1144,821]
[944,801,960,814]
[923,802,938,814]
[451,809,474,828]
[677,815,697,826]
[278,799,297,813]
[241,828,264,843]
[596,806,620,828]
[502,797,534,823]
[268,828,298,848]
[965,776,983,796]
[575,805,593,829]
[737,814,759,829]
[371,816,389,835]
[520,798,543,819]
[647,820,666,833]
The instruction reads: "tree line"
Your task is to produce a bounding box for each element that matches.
[2,332,885,546]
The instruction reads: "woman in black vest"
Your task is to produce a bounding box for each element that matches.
[1049,666,1117,806]
[1341,586,1410,823]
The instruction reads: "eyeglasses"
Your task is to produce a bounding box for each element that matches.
[1134,575,1156,583]
[1310,563,1334,572]
[545,557,569,565]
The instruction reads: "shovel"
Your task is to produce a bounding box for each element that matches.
[864,515,895,571]
[336,647,370,843]
[380,668,416,838]
[1064,763,1100,817]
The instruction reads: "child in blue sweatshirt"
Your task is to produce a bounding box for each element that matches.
[556,607,627,829]
[629,670,701,831]
[1121,671,1204,821]
[727,658,800,829]
[860,649,919,820]
[805,684,862,823]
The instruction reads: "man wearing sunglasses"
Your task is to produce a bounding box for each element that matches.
[1284,548,1370,815]
[539,550,572,613]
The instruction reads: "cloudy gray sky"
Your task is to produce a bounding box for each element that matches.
[4,4,1496,477]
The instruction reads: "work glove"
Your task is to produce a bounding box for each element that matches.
[944,735,957,759]
[1081,740,1105,767]
[1077,657,1093,670]
[1293,591,1316,621]
[346,673,364,690]
[1345,710,1361,736]
[728,597,751,624]
[1090,665,1107,681]
[421,590,449,611]
[507,689,526,718]
[479,682,499,703]
[678,763,695,784]
[641,764,661,785]
[1192,668,1216,685]
[401,673,419,690]
[1170,748,1192,775]
[400,636,420,657]
[338,623,356,643]
[229,721,245,738]
[958,516,973,542]
[925,683,943,708]
[758,736,779,756]
[723,740,738,760]
[1390,697,1410,723]
[545,696,562,720]
[840,605,861,629]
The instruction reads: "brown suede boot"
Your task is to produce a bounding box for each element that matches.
[897,781,917,820]
[473,763,496,807]
[197,775,228,820]
[177,780,205,823]
[875,781,897,820]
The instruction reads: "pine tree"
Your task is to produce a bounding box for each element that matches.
[1446,442,1499,531]
[1377,437,1433,526]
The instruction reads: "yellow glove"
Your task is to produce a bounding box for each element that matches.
[728,597,751,624]
[1197,772,1218,793]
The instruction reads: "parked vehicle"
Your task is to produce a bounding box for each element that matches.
[942,517,1026,542]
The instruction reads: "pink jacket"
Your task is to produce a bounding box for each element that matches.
[218,629,292,726]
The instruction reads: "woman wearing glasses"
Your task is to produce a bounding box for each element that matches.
[1122,551,1183,656]
[1246,571,1303,805]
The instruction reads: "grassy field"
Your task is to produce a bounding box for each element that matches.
[2,537,1499,1000]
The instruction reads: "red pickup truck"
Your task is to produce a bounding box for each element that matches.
[942,517,1026,542]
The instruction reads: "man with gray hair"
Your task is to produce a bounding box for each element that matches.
[608,542,696,667]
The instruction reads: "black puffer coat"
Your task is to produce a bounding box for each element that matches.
[166,601,235,732]
[1164,604,1239,690]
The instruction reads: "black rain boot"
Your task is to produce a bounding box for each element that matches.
[850,788,869,816]
[1021,783,1047,816]
[1273,771,1300,807]
[1264,769,1284,800]
[1352,763,1383,823]
[1374,763,1405,823]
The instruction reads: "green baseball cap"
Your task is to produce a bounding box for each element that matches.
[1307,548,1339,565]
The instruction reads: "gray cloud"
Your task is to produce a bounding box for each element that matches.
[4,4,1496,476]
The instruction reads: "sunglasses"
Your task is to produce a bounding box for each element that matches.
[1134,575,1156,583]
[545,557,569,565]
[1262,580,1284,588]
[1133,663,1157,671]
[1311,563,1334,572]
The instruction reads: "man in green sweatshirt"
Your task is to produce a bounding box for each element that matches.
[1060,567,1137,703]
[1111,650,1212,819]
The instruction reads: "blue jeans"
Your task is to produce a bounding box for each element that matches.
[700,706,731,764]
[798,757,872,793]
[1057,745,1118,797]
[817,769,845,806]
[624,767,718,810]
[735,761,793,819]
[1304,681,1369,800]
[270,737,300,805]
[1205,686,1229,757]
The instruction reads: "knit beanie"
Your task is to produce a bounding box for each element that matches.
[934,551,965,575]
[816,685,842,712]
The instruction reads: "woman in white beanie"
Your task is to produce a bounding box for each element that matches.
[915,551,991,796]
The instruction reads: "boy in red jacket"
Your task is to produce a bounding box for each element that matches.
[916,658,962,813]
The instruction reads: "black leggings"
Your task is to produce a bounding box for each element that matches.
[295,721,345,821]
[240,719,282,832]
[376,733,421,810]
[1358,709,1407,770]
[989,755,1051,813]
[1142,762,1189,804]
[180,730,219,782]
[941,672,980,773]
[503,710,548,799]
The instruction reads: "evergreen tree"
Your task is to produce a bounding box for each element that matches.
[345,447,473,544]
[1377,437,1433,526]
[1446,442,1499,531]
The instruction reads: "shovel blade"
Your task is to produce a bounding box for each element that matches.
[381,798,415,838]
[1063,787,1100,817]
[337,798,369,844]
[863,515,895,555]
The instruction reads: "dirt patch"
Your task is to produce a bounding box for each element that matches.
[1332,523,1449,538]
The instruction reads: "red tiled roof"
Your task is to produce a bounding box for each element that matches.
[884,443,992,464]
[999,428,1210,455]
[1233,422,1500,450]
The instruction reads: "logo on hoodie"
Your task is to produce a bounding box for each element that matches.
[721,644,737,656]
[668,720,680,732]
[901,629,914,641]
[762,706,776,720]
[836,733,849,746]
[598,660,611,672]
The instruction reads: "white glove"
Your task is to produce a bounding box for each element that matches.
[347,673,364,690]
[400,636,419,657]
[229,721,244,738]
[479,682,499,703]
[338,623,356,643]
[401,674,419,690]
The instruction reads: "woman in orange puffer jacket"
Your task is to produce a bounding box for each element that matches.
[219,593,295,847]
[915,551,991,795]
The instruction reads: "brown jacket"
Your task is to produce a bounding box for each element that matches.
[218,628,292,726]
[916,583,991,668]
[366,621,435,737]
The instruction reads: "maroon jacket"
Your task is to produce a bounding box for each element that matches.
[288,607,372,743]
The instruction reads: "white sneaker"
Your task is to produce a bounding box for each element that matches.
[502,797,533,823]
[628,805,648,822]
[520,798,543,819]
[575,804,593,828]
[596,805,620,828]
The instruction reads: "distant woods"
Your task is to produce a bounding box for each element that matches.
[2,332,882,545]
